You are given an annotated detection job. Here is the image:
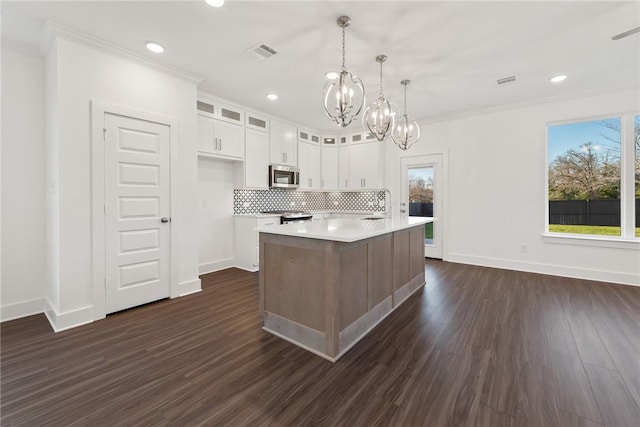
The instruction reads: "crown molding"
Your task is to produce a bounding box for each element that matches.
[40,21,204,85]
[419,84,640,126]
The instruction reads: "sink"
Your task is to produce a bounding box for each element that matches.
[359,217,386,221]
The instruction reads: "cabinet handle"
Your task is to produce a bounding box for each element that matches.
[213,137,218,151]
[363,178,366,187]
[284,153,288,163]
[345,179,348,188]
[282,153,285,162]
[219,138,222,151]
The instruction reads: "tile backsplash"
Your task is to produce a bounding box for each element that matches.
[233,189,389,214]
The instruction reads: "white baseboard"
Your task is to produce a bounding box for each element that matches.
[44,299,94,332]
[199,258,234,275]
[446,253,640,287]
[176,278,202,297]
[1,298,45,322]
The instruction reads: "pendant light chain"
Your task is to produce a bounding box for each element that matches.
[379,60,384,96]
[403,84,407,114]
[341,26,346,71]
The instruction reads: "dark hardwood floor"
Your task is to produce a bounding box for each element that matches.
[2,260,640,426]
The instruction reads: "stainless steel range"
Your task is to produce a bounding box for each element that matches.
[261,210,313,224]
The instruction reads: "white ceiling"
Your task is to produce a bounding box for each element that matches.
[3,1,639,132]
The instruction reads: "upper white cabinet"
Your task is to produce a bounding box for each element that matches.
[363,131,377,143]
[218,104,244,126]
[196,99,244,160]
[348,141,382,189]
[322,146,339,190]
[350,132,364,144]
[323,135,338,146]
[299,129,321,145]
[338,145,349,190]
[246,112,269,132]
[244,127,270,188]
[270,120,297,166]
[197,113,244,160]
[298,129,311,144]
[298,142,322,190]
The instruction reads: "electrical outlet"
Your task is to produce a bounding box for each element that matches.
[521,244,528,253]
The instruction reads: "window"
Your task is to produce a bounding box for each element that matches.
[547,114,639,240]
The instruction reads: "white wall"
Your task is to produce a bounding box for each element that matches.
[385,88,640,286]
[197,157,235,274]
[42,34,201,329]
[1,41,47,320]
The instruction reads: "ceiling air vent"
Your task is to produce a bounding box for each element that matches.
[248,43,278,60]
[496,75,516,86]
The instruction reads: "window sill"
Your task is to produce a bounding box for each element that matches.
[542,233,640,250]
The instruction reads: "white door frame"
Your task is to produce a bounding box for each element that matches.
[399,151,448,260]
[91,100,180,321]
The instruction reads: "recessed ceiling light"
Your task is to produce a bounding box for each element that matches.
[145,42,164,53]
[266,93,278,101]
[325,71,338,80]
[205,0,224,7]
[550,74,567,83]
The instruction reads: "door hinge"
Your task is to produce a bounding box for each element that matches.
[103,128,106,141]
[104,278,107,289]
[104,204,106,214]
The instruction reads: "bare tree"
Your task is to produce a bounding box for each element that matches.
[409,175,433,203]
[549,142,620,200]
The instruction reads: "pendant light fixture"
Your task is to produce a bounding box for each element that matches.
[363,55,396,141]
[323,16,365,128]
[391,80,420,150]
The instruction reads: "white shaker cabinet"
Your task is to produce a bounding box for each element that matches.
[321,146,339,190]
[197,113,244,160]
[270,119,297,166]
[348,142,382,189]
[234,216,280,272]
[338,145,350,190]
[298,141,322,190]
[244,127,270,188]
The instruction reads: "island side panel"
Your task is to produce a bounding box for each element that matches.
[260,233,328,353]
[393,229,410,305]
[324,240,339,358]
[394,225,426,306]
[337,242,369,332]
[368,234,394,309]
[409,225,426,279]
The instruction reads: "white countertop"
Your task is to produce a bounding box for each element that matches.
[258,217,433,243]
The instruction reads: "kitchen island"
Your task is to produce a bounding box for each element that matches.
[258,216,432,362]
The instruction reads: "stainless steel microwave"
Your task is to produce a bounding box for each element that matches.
[269,165,300,189]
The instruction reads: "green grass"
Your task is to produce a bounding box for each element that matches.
[424,222,433,240]
[549,224,640,237]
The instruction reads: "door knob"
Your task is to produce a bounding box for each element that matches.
[161,217,170,223]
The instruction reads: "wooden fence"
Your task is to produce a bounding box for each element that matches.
[549,199,640,226]
[411,200,640,227]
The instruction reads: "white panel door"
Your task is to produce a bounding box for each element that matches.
[105,113,171,314]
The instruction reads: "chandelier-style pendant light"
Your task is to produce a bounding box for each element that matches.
[391,80,420,150]
[363,55,396,141]
[323,16,365,128]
